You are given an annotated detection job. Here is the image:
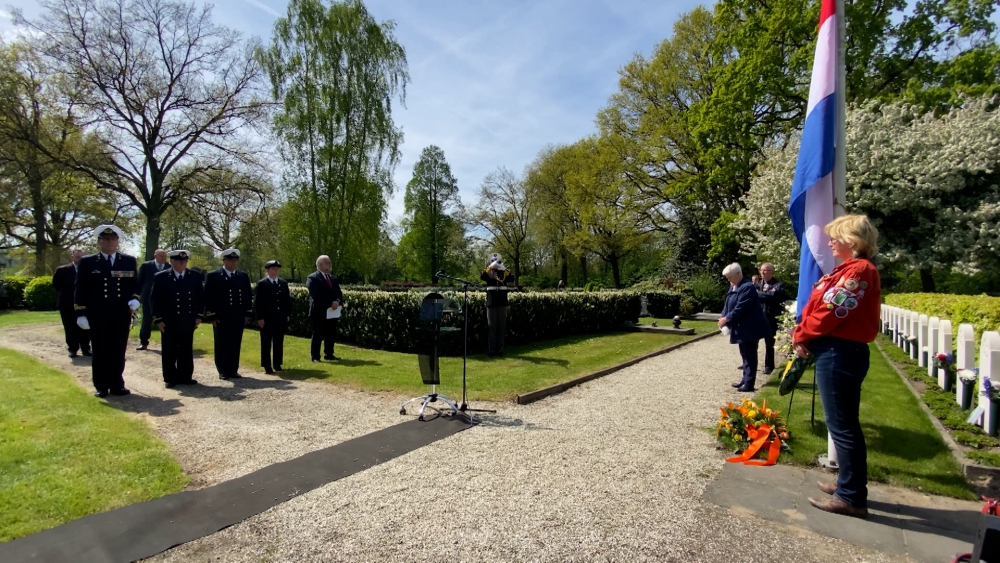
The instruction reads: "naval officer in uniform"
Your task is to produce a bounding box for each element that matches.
[204,248,253,379]
[74,225,139,397]
[254,260,291,374]
[151,250,203,388]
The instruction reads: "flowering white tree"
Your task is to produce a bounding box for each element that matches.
[735,97,1000,290]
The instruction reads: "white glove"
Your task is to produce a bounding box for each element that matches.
[77,317,91,330]
[128,299,140,311]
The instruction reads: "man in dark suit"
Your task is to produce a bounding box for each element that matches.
[136,248,168,350]
[754,262,787,375]
[74,225,140,398]
[254,260,291,374]
[151,250,203,388]
[305,254,343,362]
[52,249,91,357]
[719,262,769,392]
[203,248,253,379]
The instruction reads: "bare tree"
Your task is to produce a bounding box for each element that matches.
[463,167,531,281]
[16,0,268,259]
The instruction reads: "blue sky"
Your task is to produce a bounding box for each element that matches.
[2,0,706,225]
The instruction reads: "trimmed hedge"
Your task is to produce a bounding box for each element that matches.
[884,293,1000,337]
[283,288,641,354]
[0,276,33,309]
[24,277,57,311]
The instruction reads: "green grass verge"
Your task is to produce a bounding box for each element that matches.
[0,348,187,542]
[0,310,60,329]
[753,342,973,499]
[143,322,717,402]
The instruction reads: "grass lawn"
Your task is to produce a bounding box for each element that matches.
[0,348,188,543]
[0,310,60,329]
[753,342,973,499]
[145,322,717,402]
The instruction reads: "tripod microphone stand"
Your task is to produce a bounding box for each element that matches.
[435,270,497,416]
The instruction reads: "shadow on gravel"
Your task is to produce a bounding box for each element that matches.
[101,395,184,417]
[230,377,297,391]
[173,382,248,402]
[475,413,553,431]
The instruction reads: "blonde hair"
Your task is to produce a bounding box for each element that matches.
[825,215,879,257]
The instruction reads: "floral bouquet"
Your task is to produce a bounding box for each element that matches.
[717,398,790,465]
[935,352,957,391]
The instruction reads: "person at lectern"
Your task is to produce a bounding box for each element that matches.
[481,252,514,357]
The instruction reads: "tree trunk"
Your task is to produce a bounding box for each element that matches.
[610,254,622,288]
[579,255,588,284]
[144,213,162,260]
[560,250,568,285]
[919,268,936,292]
[29,174,47,275]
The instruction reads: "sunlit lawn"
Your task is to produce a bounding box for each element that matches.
[0,348,187,543]
[146,322,718,402]
[0,310,60,329]
[753,343,972,499]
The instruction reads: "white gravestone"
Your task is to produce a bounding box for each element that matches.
[910,311,921,360]
[978,332,1000,436]
[928,317,941,380]
[893,308,901,346]
[938,320,953,389]
[956,324,976,408]
[918,314,930,367]
[900,310,910,352]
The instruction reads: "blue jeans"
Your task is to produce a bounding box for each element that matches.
[738,340,759,388]
[812,336,870,508]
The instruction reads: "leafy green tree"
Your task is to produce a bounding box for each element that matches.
[259,0,408,277]
[463,167,532,281]
[19,0,268,259]
[524,144,584,283]
[400,146,461,282]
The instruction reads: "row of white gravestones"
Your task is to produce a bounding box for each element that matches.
[977,332,1000,436]
[938,320,952,389]
[956,324,977,410]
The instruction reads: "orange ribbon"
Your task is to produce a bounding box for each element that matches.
[726,423,782,466]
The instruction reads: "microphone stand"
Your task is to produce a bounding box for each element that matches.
[435,271,496,415]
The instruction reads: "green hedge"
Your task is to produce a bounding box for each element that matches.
[24,277,57,311]
[644,291,682,318]
[884,293,1000,337]
[282,288,641,354]
[0,276,34,309]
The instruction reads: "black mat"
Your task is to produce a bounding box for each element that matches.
[1,415,471,563]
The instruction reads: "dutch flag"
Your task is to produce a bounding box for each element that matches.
[789,0,839,320]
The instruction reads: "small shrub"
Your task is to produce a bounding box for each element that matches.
[0,276,34,309]
[23,277,57,311]
[684,273,727,313]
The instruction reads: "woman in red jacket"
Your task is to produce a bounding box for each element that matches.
[793,214,881,519]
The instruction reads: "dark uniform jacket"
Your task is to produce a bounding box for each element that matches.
[721,277,770,344]
[151,269,204,329]
[254,277,292,322]
[480,268,514,307]
[138,260,168,302]
[74,252,139,320]
[52,263,79,310]
[305,271,343,318]
[755,277,787,321]
[203,268,253,322]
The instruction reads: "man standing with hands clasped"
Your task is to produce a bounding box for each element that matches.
[53,249,90,358]
[74,225,140,398]
[136,248,168,350]
[306,254,343,362]
[204,249,253,380]
[754,263,787,375]
[254,260,291,374]
[151,250,203,388]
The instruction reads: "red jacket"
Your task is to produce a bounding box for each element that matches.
[793,257,881,345]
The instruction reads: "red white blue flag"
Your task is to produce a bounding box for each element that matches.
[788,0,838,319]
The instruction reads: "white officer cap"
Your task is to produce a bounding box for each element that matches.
[488,252,502,264]
[168,250,191,260]
[219,248,241,259]
[94,225,124,239]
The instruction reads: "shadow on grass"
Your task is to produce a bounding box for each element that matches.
[101,395,184,417]
[498,353,569,367]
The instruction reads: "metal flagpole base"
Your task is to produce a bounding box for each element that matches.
[399,393,460,422]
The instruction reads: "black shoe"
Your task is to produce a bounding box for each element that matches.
[229,373,242,379]
[274,366,283,372]
[731,382,743,388]
[95,390,109,398]
[178,379,198,386]
[109,388,131,396]
[736,385,755,392]
[165,382,176,389]
[136,343,148,351]
[324,355,337,361]
[487,352,496,358]
[81,350,92,357]
[264,368,275,375]
[219,374,229,380]
[311,358,321,363]
[69,352,78,358]
[763,367,774,375]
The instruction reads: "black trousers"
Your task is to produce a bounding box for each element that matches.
[162,328,195,384]
[213,317,245,377]
[139,299,153,345]
[763,317,779,370]
[311,317,338,359]
[738,339,760,388]
[260,320,286,370]
[89,313,130,393]
[59,307,90,354]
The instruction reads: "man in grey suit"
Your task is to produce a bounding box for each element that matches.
[136,248,168,350]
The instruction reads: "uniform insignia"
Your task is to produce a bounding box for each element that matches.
[844,279,860,291]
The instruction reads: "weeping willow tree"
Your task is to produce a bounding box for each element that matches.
[259,0,408,276]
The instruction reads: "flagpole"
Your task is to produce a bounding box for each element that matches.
[834,0,847,217]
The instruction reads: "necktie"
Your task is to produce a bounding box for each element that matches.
[325,274,332,288]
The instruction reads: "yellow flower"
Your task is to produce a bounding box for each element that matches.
[747,410,757,418]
